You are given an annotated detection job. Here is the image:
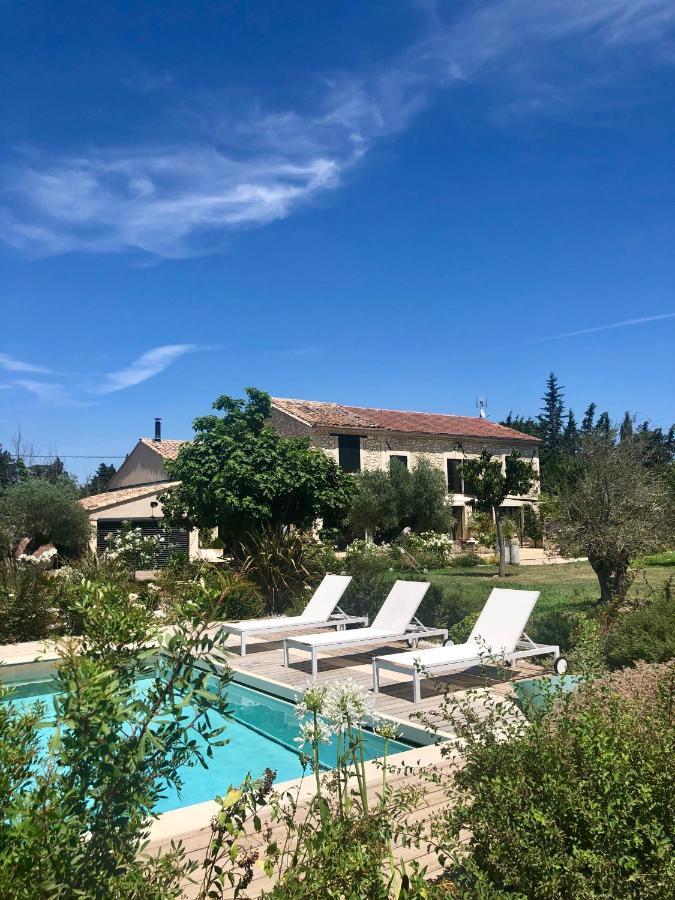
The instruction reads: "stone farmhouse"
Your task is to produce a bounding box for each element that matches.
[79,398,540,558]
[270,398,540,540]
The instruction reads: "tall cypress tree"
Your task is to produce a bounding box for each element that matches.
[595,411,611,437]
[620,411,634,442]
[581,403,596,434]
[536,373,567,493]
[538,373,565,451]
[563,409,579,451]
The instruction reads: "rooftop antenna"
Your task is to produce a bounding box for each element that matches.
[476,398,488,419]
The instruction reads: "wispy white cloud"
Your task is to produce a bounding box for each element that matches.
[95,344,198,394]
[0,352,51,374]
[1,0,674,258]
[528,311,675,343]
[13,379,85,407]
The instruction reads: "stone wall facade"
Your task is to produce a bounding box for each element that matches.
[271,407,540,538]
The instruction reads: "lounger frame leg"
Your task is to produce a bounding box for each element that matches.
[311,648,318,677]
[373,660,380,694]
[283,640,289,668]
[412,670,421,704]
[241,634,246,657]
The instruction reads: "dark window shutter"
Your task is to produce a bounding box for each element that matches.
[337,435,361,472]
[389,455,408,470]
[447,459,462,493]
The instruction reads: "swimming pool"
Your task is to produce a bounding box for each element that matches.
[4,672,414,813]
[513,674,580,715]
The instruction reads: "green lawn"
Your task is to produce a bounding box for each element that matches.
[421,561,673,650]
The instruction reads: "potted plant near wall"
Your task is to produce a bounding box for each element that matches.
[499,518,521,565]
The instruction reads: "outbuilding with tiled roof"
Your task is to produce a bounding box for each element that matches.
[78,423,214,565]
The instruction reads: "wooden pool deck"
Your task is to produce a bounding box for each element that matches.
[149,626,543,898]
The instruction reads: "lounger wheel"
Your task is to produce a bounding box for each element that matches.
[442,637,454,647]
[554,656,568,675]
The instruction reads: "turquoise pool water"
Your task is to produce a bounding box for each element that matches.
[513,675,580,714]
[4,674,413,813]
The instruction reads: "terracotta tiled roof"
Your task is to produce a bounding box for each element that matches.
[79,481,180,512]
[271,398,539,443]
[139,438,187,460]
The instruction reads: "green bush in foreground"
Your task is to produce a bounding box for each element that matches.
[0,576,244,898]
[604,589,675,669]
[0,561,66,643]
[437,663,675,899]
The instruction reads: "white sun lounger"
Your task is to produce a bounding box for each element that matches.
[282,580,447,676]
[221,574,364,655]
[373,588,566,703]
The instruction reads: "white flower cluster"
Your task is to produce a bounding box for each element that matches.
[294,678,393,749]
[402,530,455,564]
[16,546,58,567]
[345,539,391,559]
[322,678,377,728]
[105,526,164,566]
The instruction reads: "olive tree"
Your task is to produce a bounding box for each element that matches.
[346,458,452,540]
[461,450,537,577]
[545,435,674,606]
[0,475,90,556]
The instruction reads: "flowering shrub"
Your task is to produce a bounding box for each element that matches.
[400,531,455,568]
[294,678,379,803]
[346,532,459,573]
[246,678,430,899]
[105,522,164,570]
[16,546,58,567]
[344,538,392,561]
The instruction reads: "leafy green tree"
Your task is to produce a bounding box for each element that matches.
[595,411,612,437]
[500,413,541,439]
[82,462,117,496]
[562,409,578,451]
[347,458,452,540]
[28,456,67,482]
[461,450,537,577]
[546,434,674,605]
[162,389,355,541]
[537,373,567,492]
[346,469,398,540]
[634,421,675,470]
[405,457,453,533]
[0,446,20,488]
[0,476,90,556]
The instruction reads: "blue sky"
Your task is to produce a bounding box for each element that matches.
[1,0,674,481]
